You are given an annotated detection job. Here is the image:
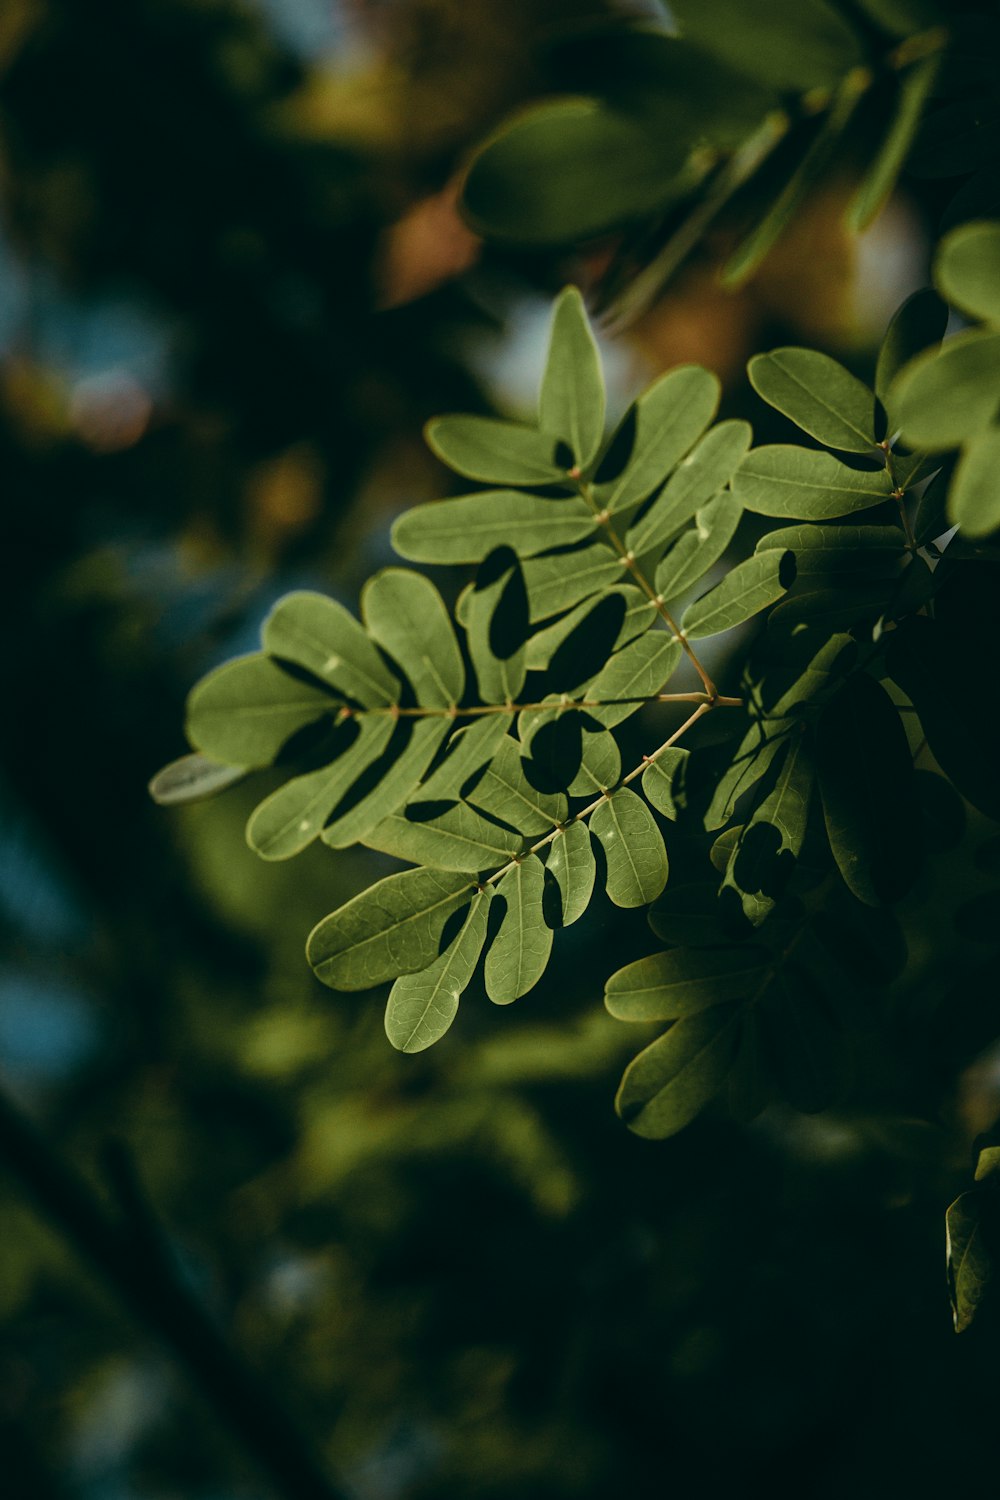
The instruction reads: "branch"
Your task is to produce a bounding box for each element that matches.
[0,1087,349,1500]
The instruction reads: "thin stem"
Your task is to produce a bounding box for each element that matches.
[574,479,721,700]
[604,110,791,334]
[881,442,918,555]
[483,701,712,888]
[354,690,740,720]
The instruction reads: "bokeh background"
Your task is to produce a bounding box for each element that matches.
[2,2,999,1496]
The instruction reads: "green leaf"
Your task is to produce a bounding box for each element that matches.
[523,586,645,676]
[417,713,513,801]
[946,1191,992,1333]
[846,54,941,232]
[815,672,920,905]
[654,493,743,604]
[748,348,876,453]
[539,286,605,469]
[948,426,1000,538]
[308,867,475,991]
[547,821,596,926]
[765,582,891,639]
[469,736,567,835]
[641,747,690,819]
[704,721,792,830]
[363,801,522,873]
[671,0,864,92]
[936,221,1000,326]
[710,826,743,873]
[590,788,668,908]
[362,569,464,709]
[722,68,870,286]
[875,288,948,409]
[732,446,893,519]
[262,591,399,708]
[462,98,690,246]
[889,329,1000,450]
[601,366,721,514]
[755,523,906,577]
[148,753,247,806]
[682,550,792,638]
[485,855,552,1002]
[516,702,623,796]
[522,542,623,622]
[584,632,682,727]
[615,1005,742,1138]
[723,732,814,923]
[384,890,493,1053]
[648,881,749,947]
[425,415,564,486]
[625,419,751,556]
[392,491,595,565]
[606,947,767,1021]
[320,717,451,850]
[465,555,528,705]
[913,464,952,547]
[186,654,339,768]
[567,727,622,797]
[246,714,394,860]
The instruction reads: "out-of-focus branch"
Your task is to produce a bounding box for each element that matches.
[0,1087,349,1500]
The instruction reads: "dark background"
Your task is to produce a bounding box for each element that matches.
[1,2,997,1496]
